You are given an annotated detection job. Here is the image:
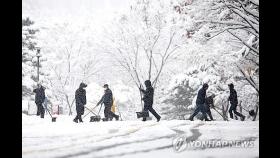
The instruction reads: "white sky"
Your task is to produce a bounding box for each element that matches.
[22,0,132,27]
[22,0,135,85]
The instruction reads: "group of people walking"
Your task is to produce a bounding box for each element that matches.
[32,80,245,122]
[73,83,120,123]
[189,83,245,121]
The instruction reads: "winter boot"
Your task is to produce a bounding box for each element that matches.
[241,115,245,121]
[142,117,147,121]
[115,115,119,121]
[73,119,78,123]
[157,116,161,122]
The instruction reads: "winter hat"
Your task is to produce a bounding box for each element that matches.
[203,83,209,89]
[80,82,87,88]
[228,83,234,89]
[103,84,109,88]
[144,80,152,87]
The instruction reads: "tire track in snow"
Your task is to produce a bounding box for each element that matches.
[23,121,203,158]
[55,135,175,158]
[54,122,204,158]
[23,122,159,156]
[23,122,189,154]
[186,122,204,143]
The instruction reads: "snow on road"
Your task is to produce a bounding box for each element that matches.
[22,114,259,158]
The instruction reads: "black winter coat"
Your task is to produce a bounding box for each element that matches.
[196,87,207,105]
[229,89,238,105]
[97,89,113,106]
[75,88,87,106]
[33,86,46,104]
[75,87,86,115]
[140,86,154,106]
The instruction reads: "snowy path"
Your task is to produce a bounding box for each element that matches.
[22,115,259,158]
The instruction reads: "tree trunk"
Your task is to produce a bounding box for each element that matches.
[65,95,72,115]
[148,50,152,81]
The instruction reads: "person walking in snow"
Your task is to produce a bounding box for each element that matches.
[73,83,87,123]
[228,83,245,121]
[96,84,119,121]
[189,83,210,121]
[205,94,215,121]
[33,83,46,118]
[139,80,161,122]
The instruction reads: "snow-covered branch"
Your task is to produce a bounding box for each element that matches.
[224,2,259,33]
[227,30,259,55]
[237,65,259,94]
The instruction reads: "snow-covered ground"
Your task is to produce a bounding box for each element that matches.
[22,114,259,158]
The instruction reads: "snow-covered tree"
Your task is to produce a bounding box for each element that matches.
[101,0,184,91]
[204,0,259,120]
[158,0,259,120]
[22,17,44,99]
[40,22,101,115]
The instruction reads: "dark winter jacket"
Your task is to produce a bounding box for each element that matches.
[196,87,207,105]
[140,86,154,106]
[75,85,87,115]
[75,87,87,107]
[97,88,113,107]
[228,88,238,105]
[33,86,46,104]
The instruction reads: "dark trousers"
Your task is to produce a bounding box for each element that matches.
[143,103,161,121]
[229,104,244,119]
[36,103,45,118]
[189,103,208,120]
[74,105,84,122]
[104,105,118,120]
[205,105,214,120]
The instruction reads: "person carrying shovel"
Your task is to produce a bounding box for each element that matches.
[96,84,119,121]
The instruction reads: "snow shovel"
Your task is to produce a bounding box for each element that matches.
[239,105,256,117]
[82,104,100,119]
[44,106,56,122]
[84,106,101,122]
[212,106,228,121]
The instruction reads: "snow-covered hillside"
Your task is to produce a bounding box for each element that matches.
[22,114,259,158]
